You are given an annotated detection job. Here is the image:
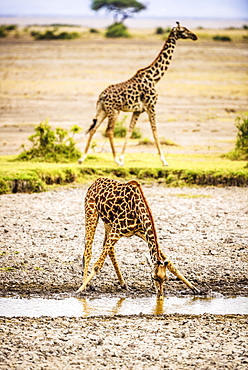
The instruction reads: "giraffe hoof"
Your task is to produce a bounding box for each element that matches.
[121,283,128,290]
[160,155,169,166]
[192,286,200,295]
[76,284,86,293]
[78,155,87,164]
[162,159,169,166]
[115,155,125,167]
[157,294,164,300]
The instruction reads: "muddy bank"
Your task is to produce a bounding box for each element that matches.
[1,314,247,369]
[0,185,247,297]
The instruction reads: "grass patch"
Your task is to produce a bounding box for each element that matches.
[0,153,247,194]
[0,266,16,271]
[223,115,248,161]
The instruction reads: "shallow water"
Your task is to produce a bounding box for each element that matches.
[0,296,248,317]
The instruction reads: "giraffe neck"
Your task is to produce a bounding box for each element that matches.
[129,180,163,264]
[147,239,162,264]
[137,30,178,83]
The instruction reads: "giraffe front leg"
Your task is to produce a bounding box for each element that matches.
[77,249,109,293]
[77,203,99,293]
[76,249,94,293]
[147,105,168,167]
[167,260,199,294]
[77,230,121,293]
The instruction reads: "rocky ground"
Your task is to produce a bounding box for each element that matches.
[1,185,247,297]
[0,184,247,368]
[1,314,247,369]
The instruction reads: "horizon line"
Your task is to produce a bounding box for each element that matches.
[1,14,248,21]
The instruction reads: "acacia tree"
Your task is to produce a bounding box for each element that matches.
[91,0,147,23]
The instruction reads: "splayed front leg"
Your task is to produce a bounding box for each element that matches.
[167,260,199,294]
[76,267,98,293]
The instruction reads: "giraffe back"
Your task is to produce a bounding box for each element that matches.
[85,177,159,245]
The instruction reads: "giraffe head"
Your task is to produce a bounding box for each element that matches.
[173,21,198,41]
[153,260,169,299]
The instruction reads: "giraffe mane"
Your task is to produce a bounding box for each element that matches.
[128,180,161,259]
[135,27,176,76]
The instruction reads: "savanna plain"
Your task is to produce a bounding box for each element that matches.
[0,26,248,369]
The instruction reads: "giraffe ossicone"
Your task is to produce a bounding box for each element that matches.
[77,177,199,299]
[79,22,197,167]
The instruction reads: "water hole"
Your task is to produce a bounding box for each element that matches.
[0,296,248,317]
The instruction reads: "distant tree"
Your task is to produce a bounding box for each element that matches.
[91,0,146,23]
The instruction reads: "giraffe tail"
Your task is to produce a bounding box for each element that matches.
[86,118,97,135]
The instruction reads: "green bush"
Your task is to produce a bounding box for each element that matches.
[130,126,142,139]
[16,120,82,163]
[213,35,232,42]
[0,26,7,38]
[105,22,130,38]
[5,24,17,31]
[138,137,153,145]
[31,29,80,40]
[56,31,80,40]
[155,27,170,35]
[114,119,127,138]
[223,116,248,160]
[155,27,164,35]
[102,116,142,139]
[0,24,18,38]
[89,28,99,33]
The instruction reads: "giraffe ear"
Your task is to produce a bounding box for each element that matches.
[176,21,181,29]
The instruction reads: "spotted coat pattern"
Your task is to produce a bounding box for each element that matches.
[79,22,197,167]
[77,177,198,298]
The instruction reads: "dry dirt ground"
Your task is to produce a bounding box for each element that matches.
[0,35,248,369]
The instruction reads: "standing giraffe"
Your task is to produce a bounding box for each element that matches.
[79,22,197,166]
[77,177,199,298]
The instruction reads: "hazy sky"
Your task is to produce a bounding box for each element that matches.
[0,0,247,19]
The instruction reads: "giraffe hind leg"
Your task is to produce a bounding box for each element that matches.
[77,229,121,292]
[105,111,121,165]
[78,108,107,164]
[147,106,168,166]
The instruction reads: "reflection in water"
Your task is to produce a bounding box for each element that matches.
[0,296,248,318]
[154,299,164,315]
